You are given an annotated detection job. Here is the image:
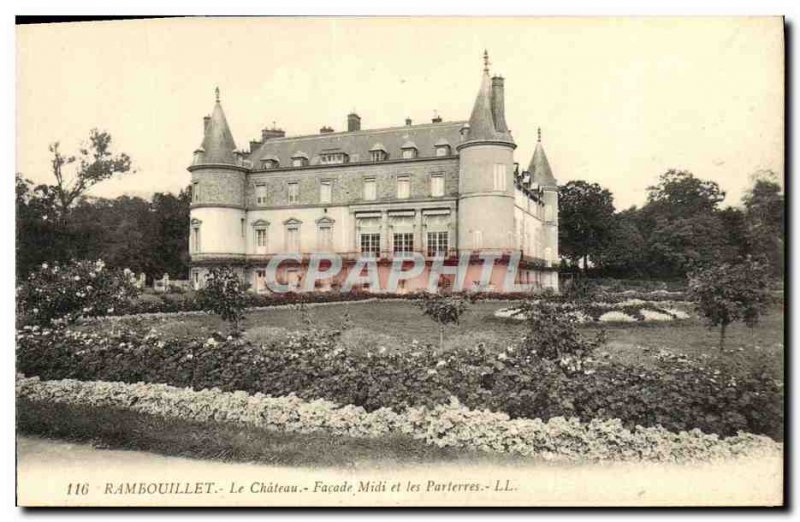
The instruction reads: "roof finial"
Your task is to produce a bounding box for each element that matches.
[483,49,490,73]
[215,86,220,103]
[537,127,542,143]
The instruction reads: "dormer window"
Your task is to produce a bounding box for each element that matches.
[319,152,348,165]
[369,143,388,162]
[401,141,418,160]
[261,155,280,169]
[291,151,309,167]
[434,139,451,157]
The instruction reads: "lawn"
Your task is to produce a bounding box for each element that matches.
[103,298,784,380]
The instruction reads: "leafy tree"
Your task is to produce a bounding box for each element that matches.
[198,266,249,336]
[48,129,132,224]
[742,173,784,277]
[645,169,725,219]
[595,208,647,277]
[558,181,615,271]
[418,293,470,350]
[646,213,729,277]
[687,258,771,351]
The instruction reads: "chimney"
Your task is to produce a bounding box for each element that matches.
[405,117,412,126]
[203,115,211,132]
[261,127,286,141]
[490,76,509,133]
[320,126,334,134]
[347,112,361,132]
[431,112,442,124]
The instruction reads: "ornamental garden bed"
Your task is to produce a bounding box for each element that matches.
[16,375,782,464]
[494,300,692,324]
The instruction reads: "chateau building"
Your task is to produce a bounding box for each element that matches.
[188,53,559,293]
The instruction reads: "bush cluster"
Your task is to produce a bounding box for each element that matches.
[17,375,781,463]
[16,260,139,326]
[16,320,783,439]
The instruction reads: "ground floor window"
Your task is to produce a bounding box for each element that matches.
[360,233,380,257]
[427,231,448,257]
[393,232,413,257]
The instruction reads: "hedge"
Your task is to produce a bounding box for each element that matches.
[16,324,784,439]
[16,375,781,463]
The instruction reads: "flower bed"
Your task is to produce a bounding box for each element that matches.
[16,375,781,463]
[16,324,783,439]
[495,300,691,323]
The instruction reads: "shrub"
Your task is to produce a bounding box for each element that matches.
[16,375,782,463]
[417,293,471,349]
[15,321,783,439]
[197,266,249,335]
[16,259,139,326]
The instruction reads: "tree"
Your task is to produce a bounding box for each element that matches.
[558,181,615,271]
[742,173,784,278]
[198,266,249,336]
[645,169,725,219]
[49,129,132,224]
[418,293,470,350]
[595,208,647,277]
[687,258,770,351]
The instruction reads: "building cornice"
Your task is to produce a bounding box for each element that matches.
[188,163,250,173]
[456,139,517,152]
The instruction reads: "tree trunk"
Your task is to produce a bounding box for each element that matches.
[439,326,444,351]
[719,323,727,352]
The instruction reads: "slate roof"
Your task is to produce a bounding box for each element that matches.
[196,100,238,166]
[246,121,466,168]
[529,140,557,188]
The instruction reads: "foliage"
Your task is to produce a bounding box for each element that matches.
[742,173,784,278]
[688,258,771,350]
[558,181,615,269]
[645,169,725,218]
[17,375,782,463]
[417,293,471,349]
[16,316,783,439]
[197,266,249,335]
[15,259,139,326]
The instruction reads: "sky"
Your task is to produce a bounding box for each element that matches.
[16,16,784,211]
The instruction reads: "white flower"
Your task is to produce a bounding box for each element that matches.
[73,276,81,281]
[41,263,48,269]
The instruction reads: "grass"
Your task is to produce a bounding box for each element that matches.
[16,398,525,469]
[101,299,783,379]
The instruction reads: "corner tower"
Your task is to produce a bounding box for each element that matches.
[457,51,517,253]
[529,128,559,290]
[187,88,248,277]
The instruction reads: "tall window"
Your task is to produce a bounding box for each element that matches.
[430,174,444,197]
[393,233,414,257]
[427,231,448,257]
[363,178,376,200]
[320,180,332,204]
[287,182,299,204]
[473,229,483,249]
[318,225,333,251]
[360,233,380,257]
[255,228,268,252]
[192,182,200,202]
[493,163,507,191]
[286,226,300,252]
[191,225,201,253]
[241,218,246,238]
[397,176,410,199]
[255,184,267,205]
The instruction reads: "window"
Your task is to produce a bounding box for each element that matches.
[288,182,299,204]
[319,152,348,164]
[473,229,483,249]
[370,150,387,162]
[255,184,267,205]
[430,174,444,197]
[241,218,245,238]
[435,145,451,157]
[192,182,200,202]
[262,159,279,169]
[255,228,267,249]
[402,148,417,159]
[286,227,300,252]
[393,233,414,257]
[360,233,380,257]
[255,269,266,292]
[291,153,309,167]
[397,176,410,199]
[191,225,201,253]
[318,225,333,251]
[493,163,507,191]
[363,178,376,201]
[427,231,448,257]
[320,180,332,204]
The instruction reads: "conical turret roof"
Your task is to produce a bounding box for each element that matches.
[464,51,514,146]
[196,88,238,166]
[529,129,557,188]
